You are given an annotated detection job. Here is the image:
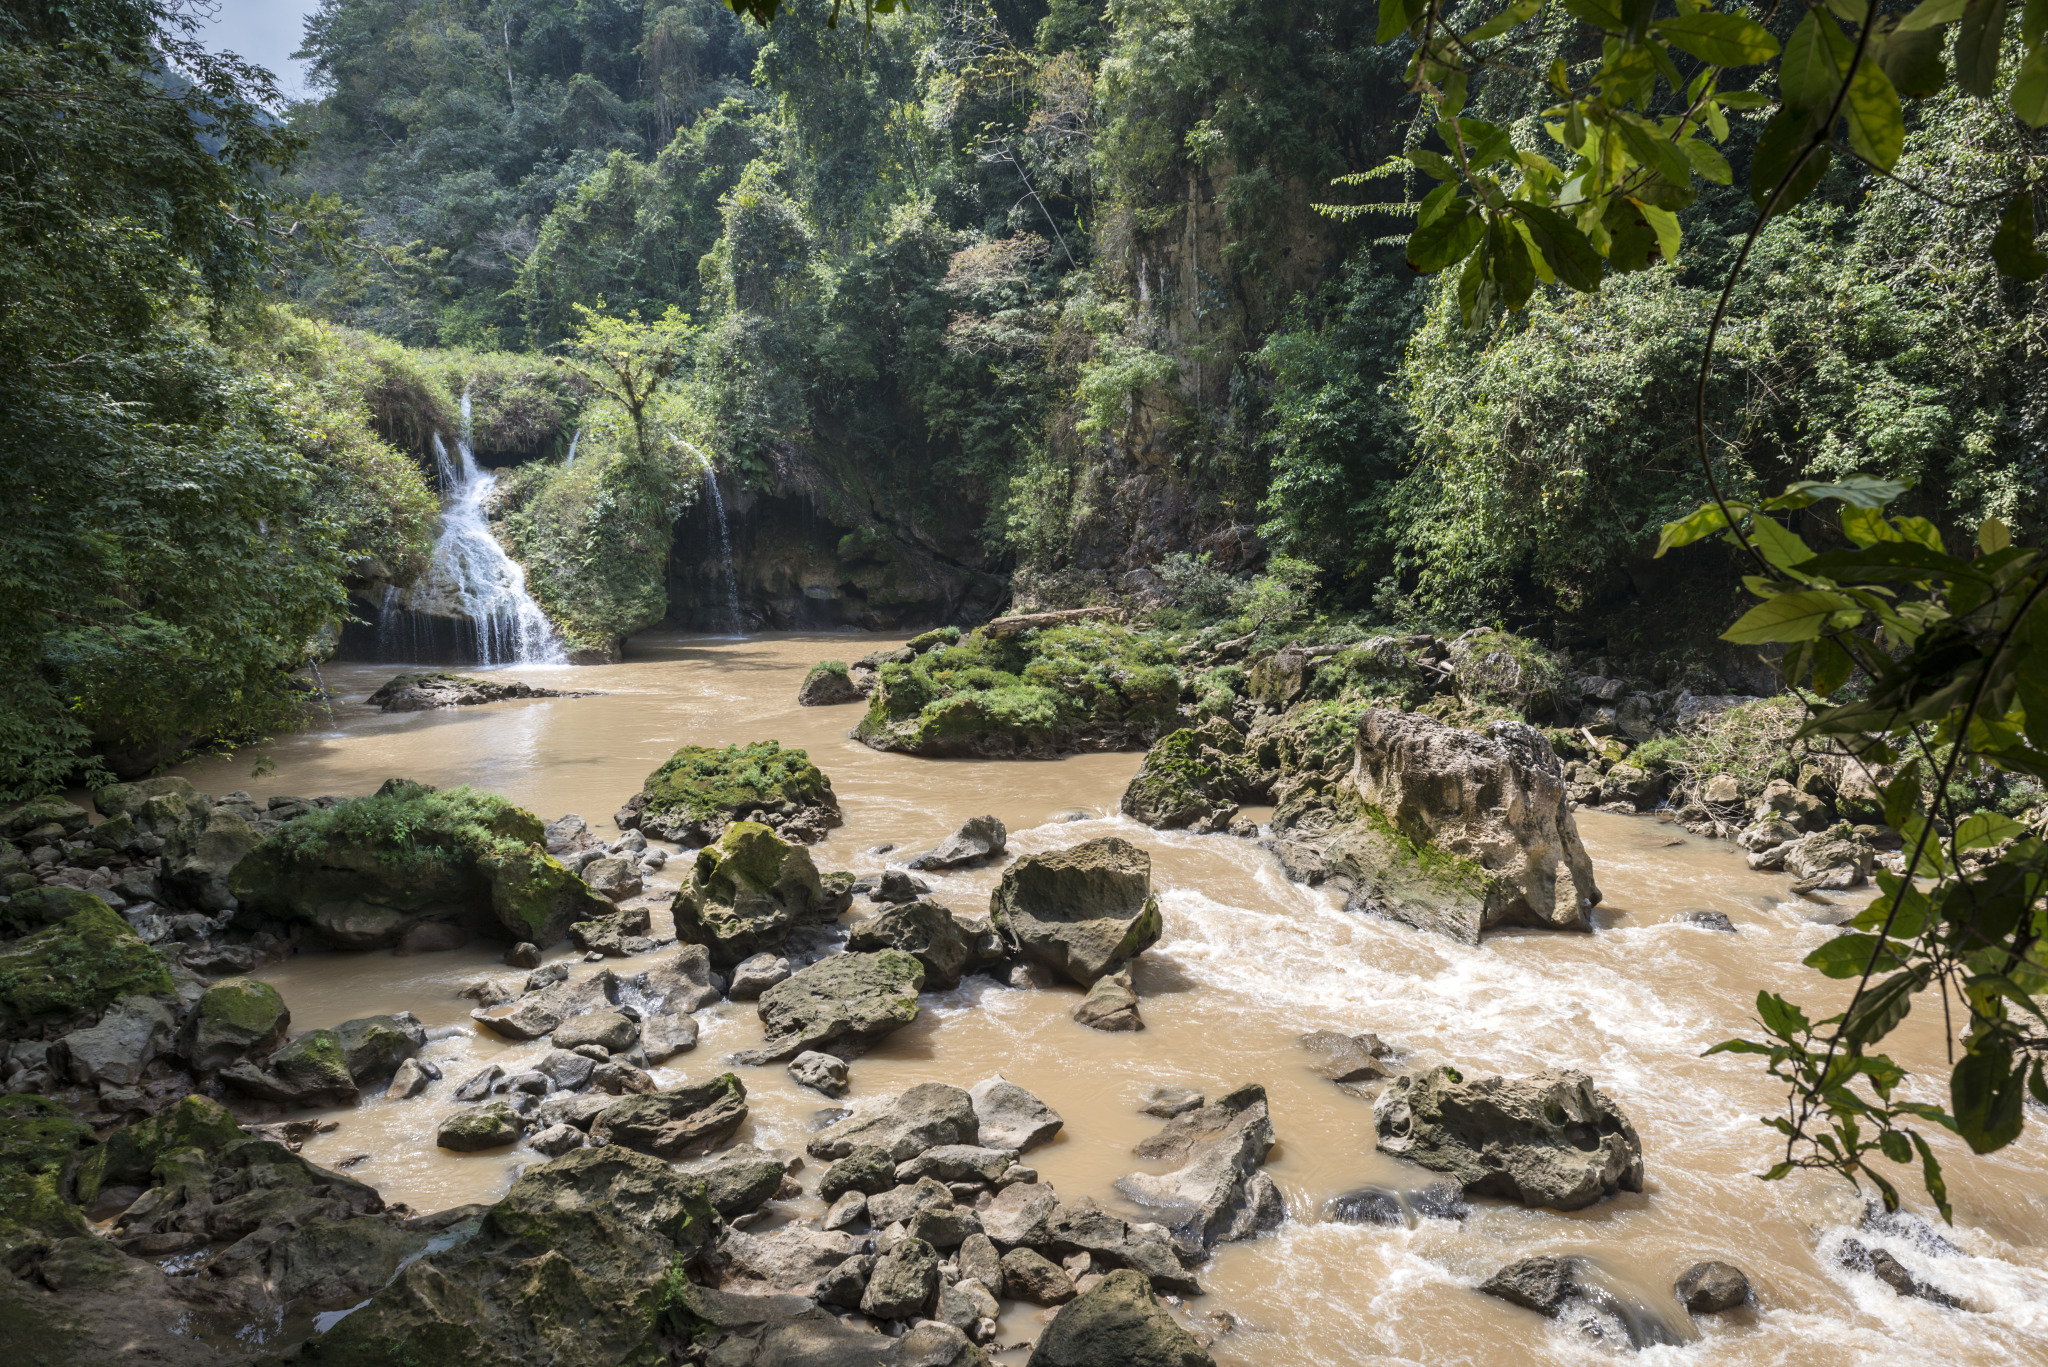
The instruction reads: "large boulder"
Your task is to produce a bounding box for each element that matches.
[618,740,840,846]
[670,821,828,968]
[1479,1255,1683,1349]
[861,1235,940,1319]
[220,1029,360,1107]
[969,1076,1063,1152]
[808,1083,979,1162]
[1119,717,1262,831]
[0,892,173,1037]
[1275,709,1601,944]
[163,806,261,912]
[797,662,867,706]
[1373,1066,1643,1210]
[365,672,569,711]
[1115,1083,1281,1250]
[1026,1268,1216,1367]
[678,1145,789,1219]
[437,1101,526,1151]
[590,1074,749,1159]
[55,994,176,1088]
[183,976,289,1072]
[734,950,924,1064]
[333,1012,426,1082]
[229,780,611,949]
[846,899,980,990]
[991,838,1163,987]
[906,815,1007,870]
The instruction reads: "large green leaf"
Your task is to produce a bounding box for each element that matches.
[1615,116,1694,187]
[1756,991,1812,1037]
[1512,202,1605,291]
[2030,0,2048,43]
[1561,0,1628,29]
[1804,932,1898,979]
[2013,42,2048,126]
[1951,1042,2026,1153]
[1653,13,1782,65]
[1897,0,1968,29]
[1990,191,2046,277]
[1724,590,1857,642]
[1956,0,2009,96]
[1678,137,1735,185]
[1846,56,1906,169]
[1407,200,1486,272]
[1780,11,1846,109]
[1377,0,1426,43]
[1655,501,1741,556]
[1843,968,1926,1045]
[1465,0,1543,41]
[1879,24,1949,95]
[1955,812,2026,849]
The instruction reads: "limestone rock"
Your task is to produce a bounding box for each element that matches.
[1119,717,1260,831]
[1074,970,1143,1031]
[735,949,924,1064]
[716,1224,867,1296]
[1139,1086,1203,1119]
[969,1076,1063,1152]
[1783,828,1873,893]
[634,942,723,1014]
[671,821,828,968]
[580,854,644,903]
[729,952,793,1000]
[591,1073,749,1159]
[1675,1259,1751,1313]
[680,1144,790,1218]
[526,1121,586,1157]
[862,1235,940,1319]
[1026,1268,1214,1367]
[1002,1246,1076,1304]
[788,1049,849,1097]
[554,1011,640,1054]
[870,1176,956,1228]
[981,1181,1059,1247]
[808,1082,978,1162]
[959,1232,1004,1295]
[569,901,652,955]
[183,976,289,1072]
[57,994,175,1088]
[847,899,980,990]
[897,1144,1018,1185]
[621,740,840,847]
[1298,1030,1391,1084]
[332,1011,426,1081]
[1115,1083,1280,1249]
[1479,1255,1682,1349]
[164,806,260,912]
[992,838,1163,987]
[386,1058,434,1099]
[798,662,867,706]
[365,673,570,711]
[818,1145,898,1202]
[1373,1066,1643,1210]
[438,1101,526,1151]
[640,1011,699,1063]
[906,815,1007,870]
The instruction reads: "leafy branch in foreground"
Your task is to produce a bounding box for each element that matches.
[1349,0,2048,327]
[1663,481,2048,1219]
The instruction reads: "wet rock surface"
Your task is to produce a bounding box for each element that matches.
[734,949,925,1064]
[671,821,831,968]
[1479,1255,1683,1349]
[365,672,584,711]
[906,814,1008,870]
[1026,1268,1217,1367]
[992,838,1163,987]
[1116,1083,1282,1250]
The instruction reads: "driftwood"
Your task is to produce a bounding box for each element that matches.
[981,606,1124,639]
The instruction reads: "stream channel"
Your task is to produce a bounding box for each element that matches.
[166,633,2048,1366]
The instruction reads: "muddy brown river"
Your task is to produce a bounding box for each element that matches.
[165,633,2048,1366]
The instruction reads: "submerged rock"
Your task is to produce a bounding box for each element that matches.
[906,815,1008,870]
[1674,1259,1752,1313]
[1298,1029,1392,1083]
[991,838,1163,987]
[734,949,925,1064]
[670,821,828,969]
[1115,1083,1281,1250]
[1074,970,1143,1031]
[1027,1268,1216,1367]
[797,661,868,706]
[365,672,574,711]
[618,740,840,846]
[1373,1066,1644,1210]
[1273,709,1603,944]
[1479,1255,1683,1349]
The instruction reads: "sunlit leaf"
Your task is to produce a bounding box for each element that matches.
[1780,11,1846,109]
[1678,136,1735,184]
[1465,0,1543,41]
[1805,933,1898,979]
[1724,590,1857,642]
[1377,0,1427,43]
[1407,200,1485,272]
[1756,991,1812,1037]
[1653,12,1782,65]
[1512,202,1605,291]
[1897,0,1968,29]
[1843,968,1926,1045]
[1655,501,1742,556]
[1846,54,1905,170]
[1748,515,1815,570]
[1954,812,2025,849]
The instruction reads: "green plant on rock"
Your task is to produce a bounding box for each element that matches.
[638,741,836,825]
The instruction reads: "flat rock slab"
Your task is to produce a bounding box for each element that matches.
[808,1083,979,1162]
[735,950,925,1065]
[1116,1083,1280,1250]
[366,673,593,712]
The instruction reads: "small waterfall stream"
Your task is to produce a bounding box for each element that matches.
[702,467,743,633]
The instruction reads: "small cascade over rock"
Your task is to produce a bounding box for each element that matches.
[703,466,743,634]
[347,389,566,665]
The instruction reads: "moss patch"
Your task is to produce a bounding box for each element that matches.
[75,1095,244,1203]
[0,898,172,1036]
[633,741,836,832]
[0,1095,96,1256]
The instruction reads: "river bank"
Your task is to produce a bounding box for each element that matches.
[128,633,2048,1365]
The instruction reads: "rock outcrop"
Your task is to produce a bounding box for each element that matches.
[990,838,1163,986]
[1272,710,1602,944]
[364,673,579,711]
[1373,1066,1643,1210]
[1115,1083,1281,1250]
[670,821,829,968]
[0,892,174,1037]
[734,950,925,1064]
[969,1076,1063,1152]
[618,740,841,846]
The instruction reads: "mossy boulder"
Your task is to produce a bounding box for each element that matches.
[333,1013,425,1082]
[220,1029,359,1108]
[846,900,981,990]
[75,1095,245,1204]
[734,950,925,1064]
[620,740,840,846]
[590,1075,749,1160]
[164,806,262,912]
[437,1102,525,1152]
[669,822,826,969]
[1027,1267,1215,1367]
[184,977,290,1073]
[797,660,866,706]
[0,1095,96,1262]
[852,623,1180,759]
[0,797,89,839]
[229,780,609,949]
[0,894,173,1037]
[990,839,1163,987]
[1120,717,1263,830]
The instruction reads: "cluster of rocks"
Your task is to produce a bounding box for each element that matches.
[545,811,672,932]
[364,672,594,712]
[1479,1254,1749,1349]
[796,629,965,707]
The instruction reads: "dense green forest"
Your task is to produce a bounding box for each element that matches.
[3,0,2045,790]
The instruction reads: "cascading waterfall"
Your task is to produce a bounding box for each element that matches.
[385,388,567,666]
[564,428,581,467]
[702,466,743,633]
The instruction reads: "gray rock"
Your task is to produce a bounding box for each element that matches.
[57,994,175,1088]
[980,1181,1059,1247]
[582,855,644,903]
[906,815,1007,871]
[798,664,867,706]
[591,1074,749,1159]
[788,1049,850,1097]
[1677,909,1737,932]
[670,822,829,967]
[1479,1255,1683,1349]
[1323,1187,1402,1226]
[1002,1246,1076,1305]
[1139,1086,1203,1119]
[814,1253,875,1309]
[906,1202,982,1249]
[861,1235,939,1319]
[1006,959,1057,990]
[1838,1238,1962,1307]
[1115,1083,1281,1249]
[527,1122,586,1156]
[333,1012,426,1082]
[218,1029,359,1107]
[504,941,542,968]
[639,1012,699,1063]
[874,869,931,904]
[818,1145,899,1202]
[386,1058,434,1099]
[453,1063,504,1101]
[734,950,925,1065]
[717,1224,867,1296]
[938,1275,1001,1331]
[681,1144,790,1217]
[1073,970,1142,1031]
[1299,1029,1390,1083]
[590,1060,657,1094]
[437,1101,525,1152]
[1675,1259,1751,1313]
[822,1190,868,1231]
[868,1177,954,1228]
[896,1144,1018,1184]
[1784,830,1874,893]
[969,1076,1063,1152]
[632,942,723,1014]
[535,1091,614,1131]
[729,952,793,1000]
[1028,1268,1218,1367]
[808,1082,978,1162]
[847,899,980,990]
[1373,1066,1644,1210]
[554,1011,640,1054]
[959,1231,1003,1295]
[992,838,1163,986]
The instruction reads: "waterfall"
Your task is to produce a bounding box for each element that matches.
[564,428,581,467]
[703,467,743,633]
[394,391,567,666]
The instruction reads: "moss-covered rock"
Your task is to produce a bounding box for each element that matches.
[0,798,89,839]
[1027,1267,1215,1367]
[220,1029,359,1108]
[184,977,290,1073]
[163,807,261,912]
[590,1075,748,1160]
[853,623,1180,759]
[75,1095,245,1204]
[0,895,172,1037]
[797,660,866,706]
[669,822,826,969]
[229,780,608,949]
[437,1102,525,1152]
[845,900,981,990]
[1119,717,1263,830]
[0,1095,96,1262]
[734,950,925,1064]
[620,741,840,846]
